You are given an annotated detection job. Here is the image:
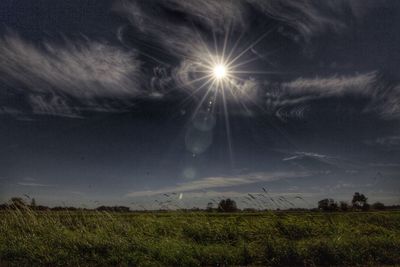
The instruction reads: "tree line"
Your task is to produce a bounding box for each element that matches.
[316,192,387,212]
[0,192,398,212]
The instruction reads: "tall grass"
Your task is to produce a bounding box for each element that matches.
[0,208,399,266]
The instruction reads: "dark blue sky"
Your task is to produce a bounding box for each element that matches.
[0,0,399,209]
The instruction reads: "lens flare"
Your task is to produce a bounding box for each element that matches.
[174,25,279,165]
[213,64,227,79]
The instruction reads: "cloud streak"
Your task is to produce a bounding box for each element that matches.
[17,182,54,187]
[125,171,309,197]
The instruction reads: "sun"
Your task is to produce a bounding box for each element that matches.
[213,64,227,80]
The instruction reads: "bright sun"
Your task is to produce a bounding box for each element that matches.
[213,64,227,79]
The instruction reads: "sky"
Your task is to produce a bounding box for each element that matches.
[0,0,400,209]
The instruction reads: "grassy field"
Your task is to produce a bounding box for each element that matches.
[0,210,400,266]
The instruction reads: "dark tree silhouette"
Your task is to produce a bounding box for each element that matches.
[352,192,368,210]
[318,198,338,211]
[339,201,349,211]
[217,198,238,212]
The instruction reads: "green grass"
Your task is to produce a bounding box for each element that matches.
[1,210,400,266]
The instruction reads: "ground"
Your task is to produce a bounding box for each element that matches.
[0,210,400,266]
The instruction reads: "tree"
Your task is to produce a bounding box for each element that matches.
[318,198,338,211]
[206,202,214,212]
[339,201,349,211]
[352,192,368,210]
[217,198,238,212]
[372,202,385,210]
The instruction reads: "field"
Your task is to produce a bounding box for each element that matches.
[1,210,400,266]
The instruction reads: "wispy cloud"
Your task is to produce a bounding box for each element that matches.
[266,72,400,120]
[17,182,54,187]
[28,94,81,118]
[115,0,247,57]
[281,72,377,99]
[283,152,330,161]
[125,171,310,197]
[248,0,353,40]
[370,163,400,167]
[22,177,37,182]
[365,135,400,150]
[375,135,400,146]
[114,1,396,123]
[117,0,366,54]
[0,33,143,117]
[279,150,363,172]
[0,34,142,97]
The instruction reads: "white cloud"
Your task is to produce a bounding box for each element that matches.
[28,94,81,118]
[283,152,329,161]
[266,72,400,120]
[281,72,377,98]
[279,150,363,171]
[0,34,142,98]
[0,34,144,117]
[125,171,309,197]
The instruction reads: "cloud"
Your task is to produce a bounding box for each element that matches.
[125,171,309,197]
[263,72,376,121]
[115,0,386,122]
[28,94,81,118]
[17,182,54,187]
[117,0,366,56]
[283,152,330,161]
[366,83,400,120]
[265,72,400,120]
[249,1,392,41]
[375,136,400,146]
[279,150,363,171]
[0,34,142,98]
[157,0,247,33]
[115,0,247,57]
[370,163,400,167]
[0,33,143,116]
[0,106,23,116]
[247,0,351,40]
[281,72,377,99]
[22,177,37,182]
[366,135,400,150]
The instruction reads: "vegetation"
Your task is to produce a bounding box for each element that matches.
[0,193,399,266]
[0,208,399,266]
